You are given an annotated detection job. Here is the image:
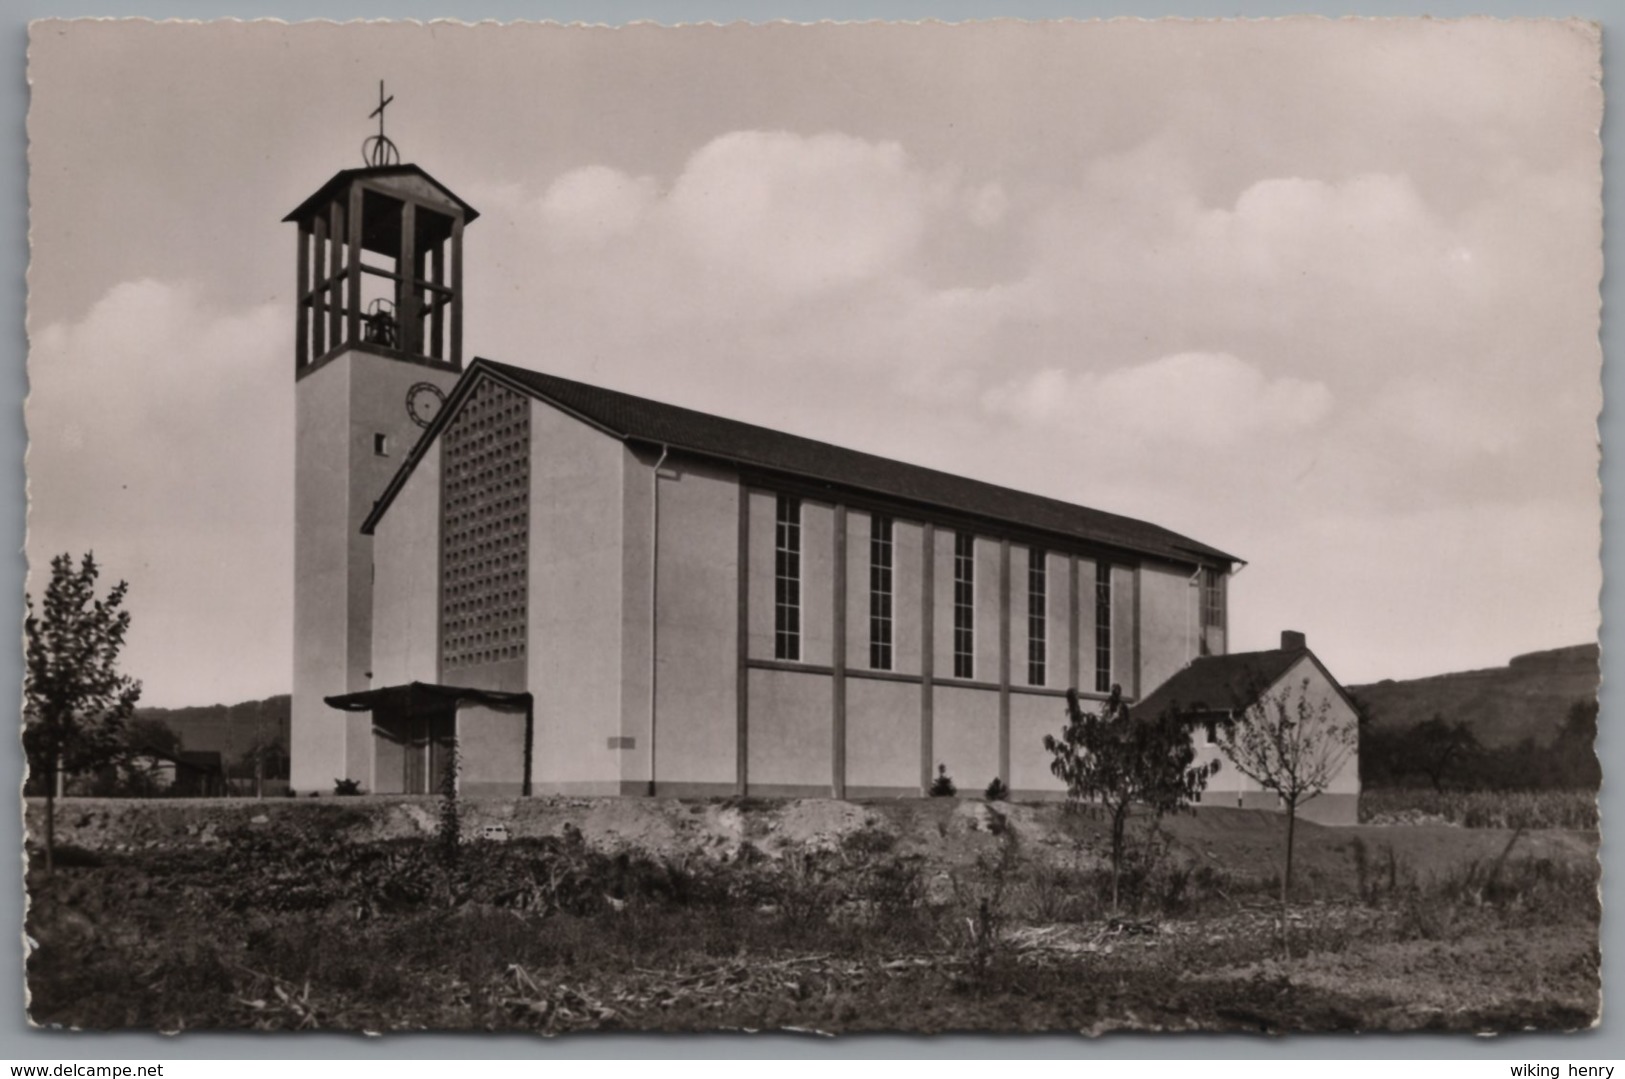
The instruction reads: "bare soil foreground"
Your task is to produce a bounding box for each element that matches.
[24,796,1599,1035]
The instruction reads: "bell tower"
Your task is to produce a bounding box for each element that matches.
[284,86,478,794]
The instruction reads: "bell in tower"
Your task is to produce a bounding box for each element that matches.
[284,84,479,795]
[283,83,478,373]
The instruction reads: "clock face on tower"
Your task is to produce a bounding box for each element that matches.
[406,382,447,428]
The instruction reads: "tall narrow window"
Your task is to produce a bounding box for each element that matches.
[1027,547,1047,686]
[953,532,975,679]
[869,515,894,670]
[1201,567,1224,628]
[774,495,801,661]
[1094,560,1112,693]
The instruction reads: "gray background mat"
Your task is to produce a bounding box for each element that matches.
[0,0,1615,1059]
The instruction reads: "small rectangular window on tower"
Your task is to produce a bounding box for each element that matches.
[373,433,389,457]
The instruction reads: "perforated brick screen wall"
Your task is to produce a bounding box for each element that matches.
[441,379,531,670]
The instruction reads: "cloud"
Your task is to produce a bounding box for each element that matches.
[1026,168,1469,345]
[28,280,292,707]
[1203,173,1462,308]
[981,351,1334,449]
[1371,377,1518,459]
[466,128,1030,382]
[964,181,1008,229]
[480,129,997,315]
[665,130,953,295]
[538,165,658,242]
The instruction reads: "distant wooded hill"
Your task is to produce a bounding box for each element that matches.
[1349,644,1599,748]
[135,695,290,761]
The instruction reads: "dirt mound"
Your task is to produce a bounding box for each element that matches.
[24,796,1597,888]
[24,796,892,865]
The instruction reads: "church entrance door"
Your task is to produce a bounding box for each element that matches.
[404,708,456,794]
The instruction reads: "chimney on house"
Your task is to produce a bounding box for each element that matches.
[1281,630,1307,651]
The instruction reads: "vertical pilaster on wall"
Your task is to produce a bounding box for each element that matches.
[428,244,444,361]
[450,216,464,368]
[397,196,418,356]
[920,522,935,795]
[327,200,343,350]
[345,185,363,347]
[522,697,534,798]
[998,539,1011,787]
[1132,566,1143,699]
[295,225,309,371]
[435,435,446,686]
[736,481,750,796]
[1068,554,1080,692]
[312,212,327,357]
[832,505,847,799]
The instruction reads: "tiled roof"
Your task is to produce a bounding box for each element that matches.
[1133,648,1309,719]
[365,358,1239,566]
[477,361,1237,565]
[282,164,480,224]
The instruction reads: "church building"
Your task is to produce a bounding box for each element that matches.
[284,151,1350,814]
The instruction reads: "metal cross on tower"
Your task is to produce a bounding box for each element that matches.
[363,80,401,167]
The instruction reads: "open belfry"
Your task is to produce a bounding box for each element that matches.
[287,90,1358,821]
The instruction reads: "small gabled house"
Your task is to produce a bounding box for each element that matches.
[1132,631,1361,825]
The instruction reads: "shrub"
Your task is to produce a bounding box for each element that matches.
[1189,864,1231,905]
[929,764,956,798]
[948,831,1018,981]
[1156,864,1193,915]
[1349,837,1409,906]
[767,850,839,928]
[333,778,362,796]
[1019,863,1091,923]
[855,852,927,923]
[841,827,898,857]
[984,777,1008,802]
[437,742,461,862]
[1045,686,1214,911]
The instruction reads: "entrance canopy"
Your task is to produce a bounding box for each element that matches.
[326,682,534,797]
[324,681,530,716]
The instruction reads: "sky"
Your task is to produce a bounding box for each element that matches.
[24,18,1602,708]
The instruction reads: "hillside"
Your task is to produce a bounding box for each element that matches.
[1349,644,1598,747]
[135,694,289,763]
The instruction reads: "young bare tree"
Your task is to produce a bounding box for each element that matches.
[24,552,142,871]
[1045,684,1217,911]
[1216,678,1357,927]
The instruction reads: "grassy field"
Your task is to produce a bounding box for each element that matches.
[24,797,1600,1034]
[1360,788,1598,830]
